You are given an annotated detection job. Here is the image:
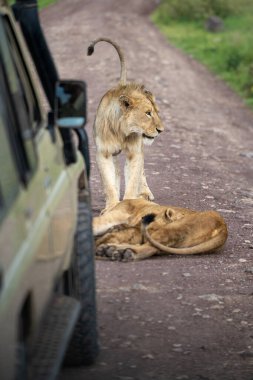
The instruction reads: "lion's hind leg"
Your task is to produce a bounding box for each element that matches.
[96,243,157,262]
[96,151,120,211]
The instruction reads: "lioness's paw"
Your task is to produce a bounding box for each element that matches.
[96,244,134,262]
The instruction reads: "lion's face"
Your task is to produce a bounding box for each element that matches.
[119,89,164,144]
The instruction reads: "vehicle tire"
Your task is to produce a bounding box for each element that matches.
[15,343,28,380]
[63,197,99,366]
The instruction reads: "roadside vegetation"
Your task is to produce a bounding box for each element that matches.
[152,0,253,107]
[37,0,56,9]
[8,0,56,9]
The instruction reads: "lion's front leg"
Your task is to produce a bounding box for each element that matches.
[139,142,154,200]
[96,243,158,262]
[139,168,154,201]
[124,140,143,200]
[96,151,120,210]
[124,141,154,201]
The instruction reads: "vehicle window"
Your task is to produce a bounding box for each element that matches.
[0,81,20,224]
[0,16,40,182]
[3,16,42,131]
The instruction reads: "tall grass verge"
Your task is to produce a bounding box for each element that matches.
[152,0,253,107]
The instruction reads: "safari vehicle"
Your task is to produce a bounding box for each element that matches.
[0,0,98,379]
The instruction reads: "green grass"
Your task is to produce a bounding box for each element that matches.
[37,0,57,9]
[152,1,253,107]
[8,0,57,9]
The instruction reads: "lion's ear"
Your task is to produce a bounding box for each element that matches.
[119,95,133,110]
[144,89,156,102]
[144,89,159,113]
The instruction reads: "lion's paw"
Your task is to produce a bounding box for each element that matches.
[139,190,154,201]
[96,244,134,262]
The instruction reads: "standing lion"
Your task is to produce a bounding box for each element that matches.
[87,38,164,212]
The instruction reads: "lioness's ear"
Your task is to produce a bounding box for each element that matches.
[119,95,133,110]
[165,208,174,220]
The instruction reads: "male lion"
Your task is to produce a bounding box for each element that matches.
[93,199,228,261]
[87,38,164,211]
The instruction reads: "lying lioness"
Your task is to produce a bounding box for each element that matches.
[93,199,228,261]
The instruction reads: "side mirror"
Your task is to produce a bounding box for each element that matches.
[55,80,87,128]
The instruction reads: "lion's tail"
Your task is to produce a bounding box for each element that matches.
[87,38,127,85]
[143,222,227,255]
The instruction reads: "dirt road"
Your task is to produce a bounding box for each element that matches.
[41,1,253,379]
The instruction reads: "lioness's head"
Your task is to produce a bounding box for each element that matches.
[119,84,164,145]
[141,207,189,245]
[142,208,186,228]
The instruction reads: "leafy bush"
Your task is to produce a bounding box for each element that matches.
[208,0,236,18]
[156,0,247,22]
[245,64,253,99]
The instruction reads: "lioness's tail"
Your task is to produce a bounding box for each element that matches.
[87,38,127,85]
[142,221,228,255]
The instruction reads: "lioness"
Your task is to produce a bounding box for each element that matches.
[87,38,164,211]
[93,199,228,261]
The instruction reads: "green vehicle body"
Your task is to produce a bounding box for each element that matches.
[0,1,97,378]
